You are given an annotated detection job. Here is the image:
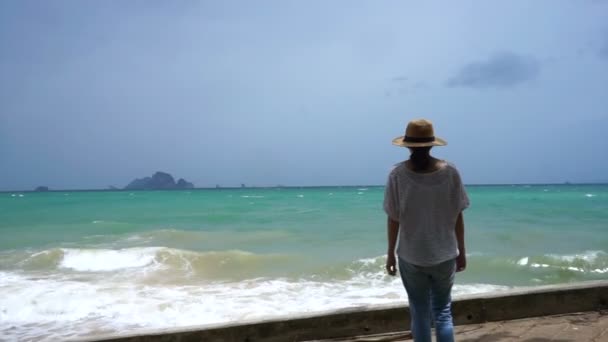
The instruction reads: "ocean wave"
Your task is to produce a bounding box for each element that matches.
[91,220,127,225]
[15,248,606,282]
[0,251,549,342]
[545,250,606,263]
[0,270,509,342]
[515,250,608,273]
[114,228,293,247]
[12,247,294,281]
[505,250,608,283]
[61,247,161,271]
[341,251,608,286]
[12,247,157,272]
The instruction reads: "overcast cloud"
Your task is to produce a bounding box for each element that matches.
[1,1,608,190]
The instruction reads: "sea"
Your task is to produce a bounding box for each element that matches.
[1,184,607,341]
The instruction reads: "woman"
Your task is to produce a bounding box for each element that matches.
[383,119,469,342]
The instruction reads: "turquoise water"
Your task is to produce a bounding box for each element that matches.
[1,185,607,340]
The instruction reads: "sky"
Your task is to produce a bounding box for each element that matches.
[1,0,608,191]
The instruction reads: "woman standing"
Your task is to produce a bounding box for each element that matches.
[383,119,469,342]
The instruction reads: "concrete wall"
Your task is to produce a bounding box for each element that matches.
[84,280,608,342]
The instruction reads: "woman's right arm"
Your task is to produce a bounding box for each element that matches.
[386,217,399,276]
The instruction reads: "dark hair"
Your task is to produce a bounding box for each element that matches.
[409,146,432,171]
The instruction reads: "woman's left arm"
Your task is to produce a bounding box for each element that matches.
[455,212,466,272]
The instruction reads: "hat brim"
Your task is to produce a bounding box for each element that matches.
[392,136,447,147]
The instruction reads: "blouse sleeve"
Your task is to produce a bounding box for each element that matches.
[453,167,470,212]
[383,172,400,222]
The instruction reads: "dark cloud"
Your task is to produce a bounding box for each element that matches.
[385,77,427,97]
[391,76,408,82]
[446,52,540,89]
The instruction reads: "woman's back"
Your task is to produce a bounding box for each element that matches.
[384,161,469,266]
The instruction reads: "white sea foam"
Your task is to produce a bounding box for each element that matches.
[297,194,304,198]
[453,283,510,295]
[585,193,595,198]
[59,248,161,272]
[241,195,264,198]
[0,269,510,342]
[124,234,146,242]
[518,251,607,266]
[295,209,320,214]
[357,257,379,266]
[546,250,605,263]
[515,251,608,274]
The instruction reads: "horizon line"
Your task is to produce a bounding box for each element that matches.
[2,182,608,193]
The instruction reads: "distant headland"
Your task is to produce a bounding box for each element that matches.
[124,171,194,190]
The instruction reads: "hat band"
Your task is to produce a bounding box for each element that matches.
[403,136,435,143]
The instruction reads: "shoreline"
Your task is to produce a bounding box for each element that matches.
[81,280,608,342]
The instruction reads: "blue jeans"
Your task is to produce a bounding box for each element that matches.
[398,257,456,342]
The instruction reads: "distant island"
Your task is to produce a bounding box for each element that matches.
[34,186,50,192]
[125,171,194,190]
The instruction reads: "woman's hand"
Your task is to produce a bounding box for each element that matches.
[456,253,467,272]
[386,253,397,276]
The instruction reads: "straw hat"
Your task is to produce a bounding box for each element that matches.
[392,119,447,147]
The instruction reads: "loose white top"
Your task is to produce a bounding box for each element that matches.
[383,161,470,266]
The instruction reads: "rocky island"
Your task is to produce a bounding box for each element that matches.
[125,172,194,190]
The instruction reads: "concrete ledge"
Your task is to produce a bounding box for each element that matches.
[85,280,608,342]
